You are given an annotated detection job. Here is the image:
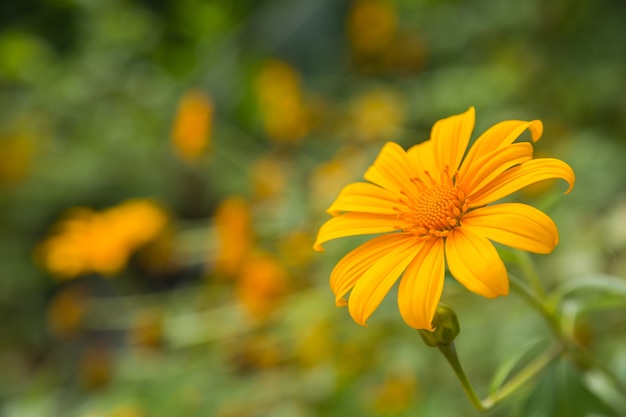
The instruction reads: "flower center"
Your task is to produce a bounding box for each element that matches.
[396,178,468,239]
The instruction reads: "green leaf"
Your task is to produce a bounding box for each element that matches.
[519,358,621,417]
[552,274,626,302]
[489,339,544,396]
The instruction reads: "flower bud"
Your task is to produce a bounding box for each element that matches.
[418,303,460,347]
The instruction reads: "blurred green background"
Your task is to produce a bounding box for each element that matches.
[1,0,626,416]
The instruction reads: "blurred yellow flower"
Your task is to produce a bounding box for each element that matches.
[371,373,418,415]
[235,252,288,320]
[107,405,145,417]
[296,320,334,368]
[349,89,405,142]
[347,0,396,54]
[0,134,36,184]
[315,107,575,330]
[255,60,310,143]
[212,196,253,276]
[278,229,315,268]
[249,153,286,200]
[171,89,214,162]
[38,199,169,279]
[309,146,368,212]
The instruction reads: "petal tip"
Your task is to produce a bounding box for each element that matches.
[335,298,347,307]
[529,120,544,142]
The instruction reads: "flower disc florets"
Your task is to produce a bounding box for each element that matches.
[396,171,469,239]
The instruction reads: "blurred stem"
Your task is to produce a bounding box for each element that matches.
[438,342,562,412]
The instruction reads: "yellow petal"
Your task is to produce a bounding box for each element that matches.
[457,142,533,194]
[314,213,399,251]
[364,142,416,195]
[468,158,575,207]
[397,238,445,330]
[431,107,475,173]
[462,203,558,254]
[330,234,417,306]
[460,119,543,173]
[445,228,509,298]
[327,182,400,216]
[406,139,438,183]
[348,235,420,326]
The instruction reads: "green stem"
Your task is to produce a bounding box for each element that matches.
[437,342,562,411]
[438,343,487,411]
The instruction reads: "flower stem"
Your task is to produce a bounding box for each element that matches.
[437,343,486,411]
[437,342,562,411]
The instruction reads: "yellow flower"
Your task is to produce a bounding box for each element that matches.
[314,107,575,330]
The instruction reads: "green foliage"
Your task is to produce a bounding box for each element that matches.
[1,0,626,416]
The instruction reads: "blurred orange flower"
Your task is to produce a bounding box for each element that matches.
[212,196,253,276]
[255,60,311,143]
[315,107,575,330]
[38,199,169,279]
[171,90,214,162]
[235,252,288,320]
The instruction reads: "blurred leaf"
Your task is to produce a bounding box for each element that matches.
[582,369,626,415]
[489,338,543,396]
[520,358,621,417]
[552,274,626,303]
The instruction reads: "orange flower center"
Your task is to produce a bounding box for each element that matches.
[396,177,468,239]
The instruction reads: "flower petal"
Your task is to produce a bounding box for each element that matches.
[330,234,413,306]
[327,182,400,216]
[468,158,575,207]
[462,203,558,254]
[457,142,533,194]
[364,142,416,194]
[406,140,438,182]
[460,119,543,174]
[348,235,420,326]
[397,238,445,330]
[314,212,399,251]
[445,228,509,298]
[432,107,475,173]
